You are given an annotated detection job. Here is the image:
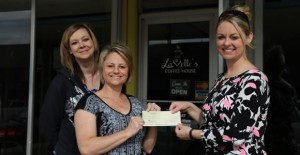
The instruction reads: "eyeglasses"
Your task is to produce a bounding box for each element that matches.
[218,10,250,27]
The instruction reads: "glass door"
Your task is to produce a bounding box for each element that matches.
[139,9,218,155]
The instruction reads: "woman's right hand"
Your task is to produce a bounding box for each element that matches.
[169,101,191,114]
[126,116,144,137]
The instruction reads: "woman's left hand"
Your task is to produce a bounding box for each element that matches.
[146,102,161,111]
[175,123,191,140]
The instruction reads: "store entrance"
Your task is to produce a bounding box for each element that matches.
[139,9,218,155]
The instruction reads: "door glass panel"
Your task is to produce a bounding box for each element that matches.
[148,22,209,103]
[0,10,31,155]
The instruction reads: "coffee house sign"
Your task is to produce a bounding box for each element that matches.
[161,58,198,73]
[160,45,199,74]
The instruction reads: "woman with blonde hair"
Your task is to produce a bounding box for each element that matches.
[169,5,270,154]
[74,42,159,155]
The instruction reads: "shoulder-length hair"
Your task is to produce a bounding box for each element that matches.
[60,23,100,78]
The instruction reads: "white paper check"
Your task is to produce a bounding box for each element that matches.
[142,111,181,126]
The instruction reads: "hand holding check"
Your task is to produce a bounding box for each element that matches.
[142,111,181,126]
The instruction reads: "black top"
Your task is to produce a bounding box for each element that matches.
[39,67,98,155]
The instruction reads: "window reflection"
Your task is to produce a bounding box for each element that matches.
[0,11,30,155]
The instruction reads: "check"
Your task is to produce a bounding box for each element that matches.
[142,111,181,126]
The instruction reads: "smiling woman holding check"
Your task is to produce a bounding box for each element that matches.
[74,41,160,155]
[169,5,270,155]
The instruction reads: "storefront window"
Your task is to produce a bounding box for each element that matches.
[0,10,31,155]
[263,1,300,153]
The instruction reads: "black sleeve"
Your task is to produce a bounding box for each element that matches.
[74,92,92,111]
[38,75,67,146]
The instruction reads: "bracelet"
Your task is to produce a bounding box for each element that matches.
[189,128,195,140]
